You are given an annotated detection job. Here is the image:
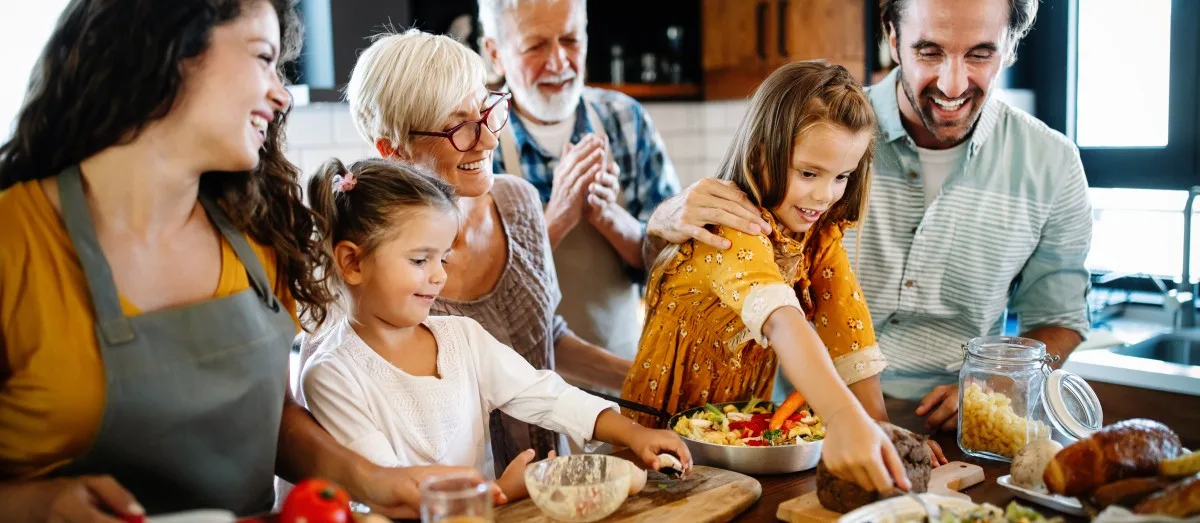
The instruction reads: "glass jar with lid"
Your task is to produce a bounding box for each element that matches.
[956,336,1104,462]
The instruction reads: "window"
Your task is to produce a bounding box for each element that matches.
[1075,0,1171,148]
[1087,188,1199,282]
[1070,0,1199,190]
[0,1,70,141]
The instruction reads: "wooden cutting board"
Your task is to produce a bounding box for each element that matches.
[494,465,761,523]
[776,461,985,523]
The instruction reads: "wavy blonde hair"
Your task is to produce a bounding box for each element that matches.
[346,29,487,154]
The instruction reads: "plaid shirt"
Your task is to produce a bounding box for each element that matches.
[492,86,680,224]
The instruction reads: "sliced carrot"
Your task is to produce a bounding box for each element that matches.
[768,391,806,431]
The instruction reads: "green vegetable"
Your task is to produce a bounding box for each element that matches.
[741,397,762,413]
[762,429,783,444]
[1003,501,1060,522]
[703,403,724,418]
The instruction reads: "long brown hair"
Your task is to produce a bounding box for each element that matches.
[305,158,459,328]
[0,0,332,326]
[651,61,875,274]
[717,60,875,228]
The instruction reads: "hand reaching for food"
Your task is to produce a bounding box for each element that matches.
[496,449,556,503]
[594,409,694,478]
[820,407,911,494]
[630,426,694,477]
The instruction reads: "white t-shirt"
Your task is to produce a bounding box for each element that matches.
[522,114,577,159]
[298,316,617,478]
[915,141,968,208]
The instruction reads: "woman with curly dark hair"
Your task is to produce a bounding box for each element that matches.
[0,0,477,519]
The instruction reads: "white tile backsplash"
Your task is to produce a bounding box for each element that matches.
[662,133,703,162]
[298,146,378,182]
[331,109,366,145]
[284,104,333,147]
[697,102,728,131]
[673,160,706,188]
[723,100,750,128]
[703,131,735,161]
[644,103,693,133]
[283,99,750,189]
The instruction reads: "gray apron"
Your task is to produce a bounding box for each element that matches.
[498,104,642,369]
[49,166,294,516]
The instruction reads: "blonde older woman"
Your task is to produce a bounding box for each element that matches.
[300,29,631,475]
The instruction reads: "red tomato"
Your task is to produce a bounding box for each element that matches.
[280,479,354,523]
[745,439,766,447]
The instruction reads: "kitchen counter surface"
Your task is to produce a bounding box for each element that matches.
[651,380,1198,522]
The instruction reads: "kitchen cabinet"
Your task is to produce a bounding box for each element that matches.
[701,0,866,100]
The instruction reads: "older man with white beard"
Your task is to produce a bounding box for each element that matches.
[481,0,680,368]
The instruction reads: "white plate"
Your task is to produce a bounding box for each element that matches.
[838,493,980,523]
[997,474,1086,516]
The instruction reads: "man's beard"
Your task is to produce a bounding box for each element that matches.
[898,69,986,148]
[510,71,584,123]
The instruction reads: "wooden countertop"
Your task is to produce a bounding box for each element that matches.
[665,380,1199,522]
[260,380,1196,522]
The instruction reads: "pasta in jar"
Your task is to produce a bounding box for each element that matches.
[959,383,1051,458]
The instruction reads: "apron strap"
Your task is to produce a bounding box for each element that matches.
[198,197,281,313]
[498,100,613,182]
[57,166,136,345]
[582,102,607,142]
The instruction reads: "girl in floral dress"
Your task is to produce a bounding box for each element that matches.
[622,61,913,493]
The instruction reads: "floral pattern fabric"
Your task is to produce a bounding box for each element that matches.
[621,210,887,427]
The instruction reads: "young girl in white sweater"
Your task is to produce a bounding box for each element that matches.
[299,158,690,502]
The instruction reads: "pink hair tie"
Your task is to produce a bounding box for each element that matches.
[332,171,357,193]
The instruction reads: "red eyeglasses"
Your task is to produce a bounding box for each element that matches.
[411,91,512,152]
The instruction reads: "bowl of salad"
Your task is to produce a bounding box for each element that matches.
[667,393,825,475]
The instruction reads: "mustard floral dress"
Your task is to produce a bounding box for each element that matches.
[621,210,888,428]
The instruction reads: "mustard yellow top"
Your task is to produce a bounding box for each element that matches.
[0,180,297,480]
[621,210,887,427]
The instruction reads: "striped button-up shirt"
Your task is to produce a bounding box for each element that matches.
[846,69,1093,395]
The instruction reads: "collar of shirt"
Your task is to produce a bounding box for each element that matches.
[506,91,597,161]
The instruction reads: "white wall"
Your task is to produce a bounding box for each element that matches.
[282,99,749,190]
[0,0,71,140]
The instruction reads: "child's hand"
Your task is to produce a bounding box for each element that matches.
[628,426,693,477]
[496,449,556,503]
[821,406,911,493]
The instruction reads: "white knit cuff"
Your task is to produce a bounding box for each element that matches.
[833,344,888,385]
[741,282,802,348]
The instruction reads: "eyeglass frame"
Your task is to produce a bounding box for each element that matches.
[410,91,512,152]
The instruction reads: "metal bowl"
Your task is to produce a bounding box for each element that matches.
[667,401,824,475]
